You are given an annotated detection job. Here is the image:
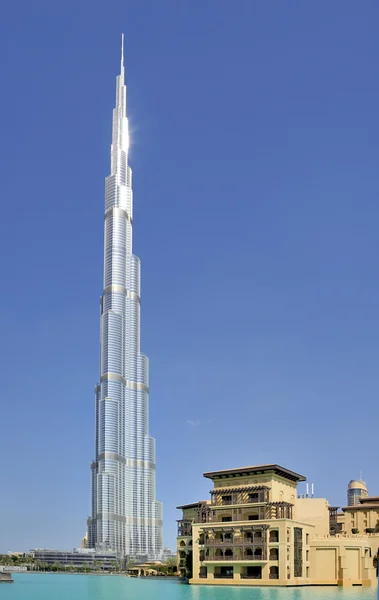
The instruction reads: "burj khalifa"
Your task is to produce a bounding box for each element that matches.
[87,36,163,559]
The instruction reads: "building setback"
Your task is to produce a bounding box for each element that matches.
[87,36,162,559]
[177,464,378,587]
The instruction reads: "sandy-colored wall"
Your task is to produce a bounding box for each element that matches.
[294,498,330,537]
[309,536,377,586]
[312,547,337,581]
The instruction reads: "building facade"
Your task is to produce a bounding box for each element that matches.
[347,480,369,507]
[336,496,379,535]
[177,464,378,587]
[87,37,162,559]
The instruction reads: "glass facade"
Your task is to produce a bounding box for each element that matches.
[87,39,162,559]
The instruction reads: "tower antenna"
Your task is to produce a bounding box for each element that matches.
[121,33,125,73]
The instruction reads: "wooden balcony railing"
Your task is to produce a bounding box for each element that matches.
[203,553,267,562]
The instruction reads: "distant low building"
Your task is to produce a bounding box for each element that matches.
[177,463,378,587]
[161,547,176,560]
[30,548,118,569]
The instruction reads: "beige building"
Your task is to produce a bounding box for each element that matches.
[177,464,378,587]
[336,496,379,535]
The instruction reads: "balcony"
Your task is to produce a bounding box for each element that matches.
[214,573,234,579]
[177,520,193,537]
[211,486,270,508]
[203,548,267,562]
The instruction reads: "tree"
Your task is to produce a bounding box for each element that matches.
[83,562,90,573]
[110,561,120,573]
[165,557,178,574]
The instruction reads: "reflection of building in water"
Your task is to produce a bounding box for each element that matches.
[177,464,378,587]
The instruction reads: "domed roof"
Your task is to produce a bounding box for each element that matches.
[348,479,368,491]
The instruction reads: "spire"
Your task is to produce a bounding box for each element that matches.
[120,33,125,78]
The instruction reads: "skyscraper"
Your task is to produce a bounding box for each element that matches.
[347,479,368,507]
[87,36,162,559]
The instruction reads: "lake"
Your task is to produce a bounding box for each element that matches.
[1,574,376,600]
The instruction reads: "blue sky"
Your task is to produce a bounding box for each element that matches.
[0,0,378,553]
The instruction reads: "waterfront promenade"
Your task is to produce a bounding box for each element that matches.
[1,574,376,600]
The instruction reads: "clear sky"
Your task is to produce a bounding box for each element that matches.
[0,0,378,553]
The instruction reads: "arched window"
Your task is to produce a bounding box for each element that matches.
[269,548,279,560]
[270,566,279,580]
[269,530,279,543]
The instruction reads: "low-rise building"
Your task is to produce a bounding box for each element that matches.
[177,464,378,587]
[336,496,379,535]
[30,548,118,569]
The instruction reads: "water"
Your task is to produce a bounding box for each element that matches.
[0,574,376,600]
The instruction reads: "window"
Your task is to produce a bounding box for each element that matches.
[306,533,309,545]
[269,530,279,543]
[248,514,259,521]
[222,516,232,522]
[293,528,303,578]
[222,496,232,505]
[306,550,309,561]
[269,566,279,580]
[269,548,279,561]
[306,566,309,577]
[248,493,259,503]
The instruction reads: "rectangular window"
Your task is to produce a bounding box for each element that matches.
[248,493,259,502]
[222,517,232,522]
[293,528,303,577]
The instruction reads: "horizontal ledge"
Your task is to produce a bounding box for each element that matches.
[103,285,140,303]
[100,373,149,393]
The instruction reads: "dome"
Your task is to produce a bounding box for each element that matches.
[348,479,368,491]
